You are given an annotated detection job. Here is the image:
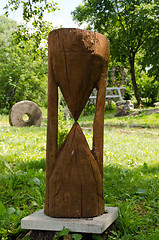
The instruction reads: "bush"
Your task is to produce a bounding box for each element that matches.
[137,72,159,105]
[83,101,96,115]
[0,43,48,110]
[0,16,48,111]
[0,108,9,115]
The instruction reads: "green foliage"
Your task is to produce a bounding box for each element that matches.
[72,233,82,240]
[72,0,158,105]
[0,16,48,110]
[58,108,70,147]
[4,0,58,23]
[0,45,48,109]
[123,65,159,104]
[137,71,159,104]
[4,0,59,56]
[105,102,117,111]
[139,6,159,81]
[72,0,158,58]
[83,97,117,115]
[11,20,54,59]
[58,228,70,237]
[53,229,83,240]
[53,228,70,239]
[0,200,22,238]
[1,0,61,111]
[83,101,96,115]
[0,15,17,47]
[0,108,9,115]
[92,234,103,240]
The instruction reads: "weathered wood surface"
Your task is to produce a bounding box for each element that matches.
[47,28,109,121]
[92,72,107,178]
[47,122,104,217]
[44,37,58,214]
[44,28,110,218]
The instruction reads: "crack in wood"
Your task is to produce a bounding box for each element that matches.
[45,28,110,218]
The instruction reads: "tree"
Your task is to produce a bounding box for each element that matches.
[4,0,58,25]
[0,15,17,47]
[0,1,60,110]
[0,16,48,110]
[11,20,53,59]
[140,30,159,81]
[72,0,158,106]
[4,0,59,57]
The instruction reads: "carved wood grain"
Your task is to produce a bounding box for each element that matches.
[44,28,110,218]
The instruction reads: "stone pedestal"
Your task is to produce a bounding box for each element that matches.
[21,207,118,234]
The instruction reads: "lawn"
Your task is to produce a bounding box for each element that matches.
[79,107,159,128]
[0,109,159,239]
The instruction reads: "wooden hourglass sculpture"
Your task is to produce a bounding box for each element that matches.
[44,28,110,218]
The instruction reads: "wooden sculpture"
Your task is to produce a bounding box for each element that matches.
[44,28,110,218]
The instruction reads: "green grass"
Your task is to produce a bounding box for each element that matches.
[79,107,159,128]
[0,110,159,239]
[0,115,9,126]
[104,111,159,127]
[84,126,159,239]
[0,126,46,239]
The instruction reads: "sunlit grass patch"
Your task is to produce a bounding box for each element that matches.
[78,107,159,128]
[104,112,159,127]
[83,126,159,239]
[103,127,159,167]
[0,111,159,239]
[0,115,9,126]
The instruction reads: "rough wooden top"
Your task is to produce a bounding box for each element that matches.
[48,28,110,121]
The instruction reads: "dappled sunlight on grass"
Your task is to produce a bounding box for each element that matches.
[0,111,159,239]
[83,126,159,238]
[0,115,9,126]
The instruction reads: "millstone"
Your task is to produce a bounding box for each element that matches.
[9,100,42,127]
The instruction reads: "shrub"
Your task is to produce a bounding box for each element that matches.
[137,72,159,105]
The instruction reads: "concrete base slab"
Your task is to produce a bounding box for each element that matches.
[21,207,118,234]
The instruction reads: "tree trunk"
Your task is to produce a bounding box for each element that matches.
[129,52,142,107]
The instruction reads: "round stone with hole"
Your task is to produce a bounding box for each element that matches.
[9,100,42,127]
